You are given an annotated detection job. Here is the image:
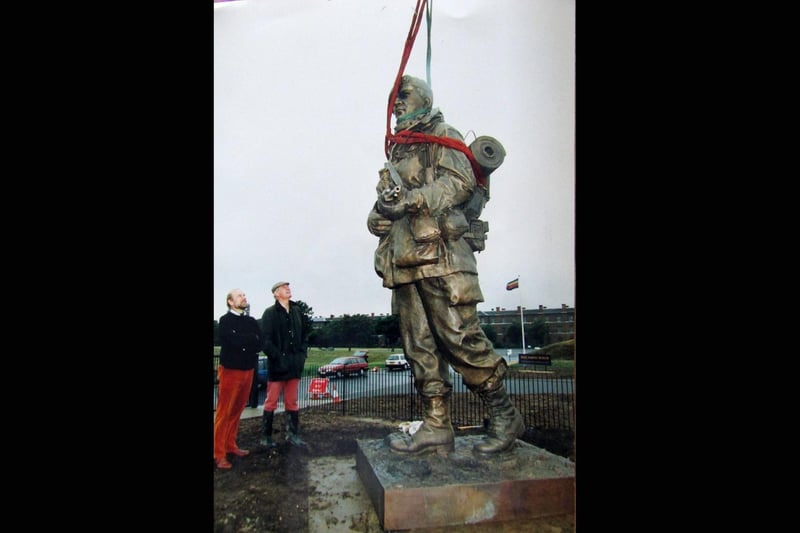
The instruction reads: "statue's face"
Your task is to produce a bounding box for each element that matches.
[394,81,427,119]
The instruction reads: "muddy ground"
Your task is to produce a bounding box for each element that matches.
[214,399,575,532]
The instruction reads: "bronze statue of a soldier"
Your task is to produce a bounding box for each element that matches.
[367,75,523,456]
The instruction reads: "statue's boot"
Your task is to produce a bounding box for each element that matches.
[469,364,525,456]
[388,395,454,456]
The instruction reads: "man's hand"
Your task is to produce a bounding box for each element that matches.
[367,209,393,236]
[376,187,424,220]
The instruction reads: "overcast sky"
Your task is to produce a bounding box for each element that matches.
[214,0,574,322]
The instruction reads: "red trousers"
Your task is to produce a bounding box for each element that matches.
[213,366,254,461]
[263,378,300,411]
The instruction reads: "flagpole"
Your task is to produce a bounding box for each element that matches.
[518,274,526,355]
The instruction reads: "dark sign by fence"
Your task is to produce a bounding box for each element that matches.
[519,352,551,366]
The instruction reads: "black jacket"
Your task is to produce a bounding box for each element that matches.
[218,311,262,370]
[261,300,307,381]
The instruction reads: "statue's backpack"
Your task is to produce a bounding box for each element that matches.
[462,135,506,252]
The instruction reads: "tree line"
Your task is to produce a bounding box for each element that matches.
[213,300,550,348]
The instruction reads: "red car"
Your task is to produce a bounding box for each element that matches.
[318,356,369,378]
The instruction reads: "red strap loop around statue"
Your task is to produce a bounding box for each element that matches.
[383,1,485,187]
[388,130,487,188]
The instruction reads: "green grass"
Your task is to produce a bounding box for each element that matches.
[214,344,574,377]
[305,347,400,367]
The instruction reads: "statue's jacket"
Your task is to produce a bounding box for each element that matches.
[371,109,485,307]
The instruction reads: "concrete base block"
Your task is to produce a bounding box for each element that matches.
[356,435,575,531]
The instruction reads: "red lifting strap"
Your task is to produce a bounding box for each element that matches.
[385,0,427,156]
[388,130,487,188]
[383,0,486,188]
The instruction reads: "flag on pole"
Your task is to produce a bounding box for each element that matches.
[506,278,519,291]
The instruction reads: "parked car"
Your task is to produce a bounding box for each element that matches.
[318,356,369,378]
[385,353,410,371]
[255,356,268,388]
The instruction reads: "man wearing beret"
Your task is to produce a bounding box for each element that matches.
[259,281,308,449]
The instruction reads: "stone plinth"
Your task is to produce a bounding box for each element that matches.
[356,436,575,531]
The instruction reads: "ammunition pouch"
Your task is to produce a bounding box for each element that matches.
[463,219,489,252]
[410,213,441,243]
[391,217,441,268]
[393,240,439,267]
[438,210,469,241]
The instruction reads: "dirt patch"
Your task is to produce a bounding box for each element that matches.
[214,405,574,532]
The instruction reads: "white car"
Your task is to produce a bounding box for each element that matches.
[385,353,410,371]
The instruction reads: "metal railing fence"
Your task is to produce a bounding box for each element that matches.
[213,358,574,432]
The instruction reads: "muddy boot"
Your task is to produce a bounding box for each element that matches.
[388,395,455,456]
[469,365,525,456]
[286,410,308,449]
[260,410,277,448]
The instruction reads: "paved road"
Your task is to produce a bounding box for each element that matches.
[216,356,573,411]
